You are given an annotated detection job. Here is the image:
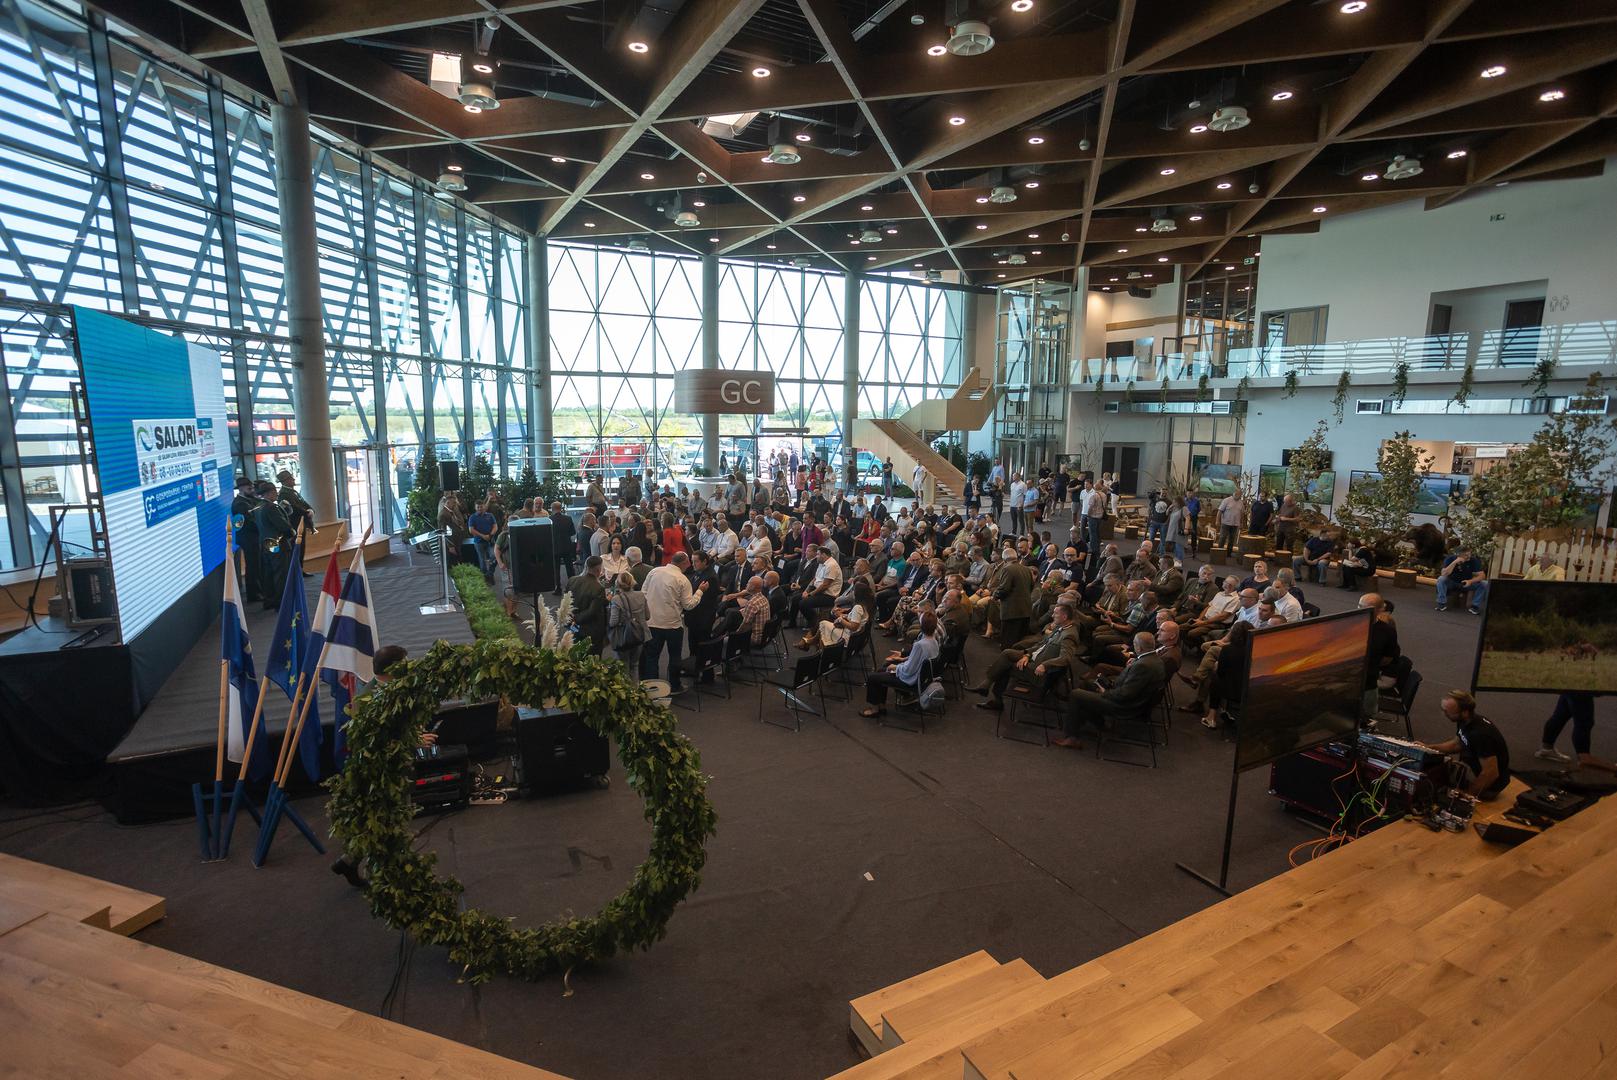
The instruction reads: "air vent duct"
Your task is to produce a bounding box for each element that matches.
[764,142,801,165]
[1150,217,1177,232]
[673,210,700,228]
[458,81,500,110]
[947,19,995,55]
[436,172,467,192]
[1207,105,1250,132]
[1384,154,1424,180]
[988,185,1017,204]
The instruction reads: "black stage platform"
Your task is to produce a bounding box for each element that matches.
[104,546,473,821]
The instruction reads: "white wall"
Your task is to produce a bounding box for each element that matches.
[1254,162,1617,342]
[1431,280,1548,337]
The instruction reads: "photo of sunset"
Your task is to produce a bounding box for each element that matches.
[1237,609,1372,771]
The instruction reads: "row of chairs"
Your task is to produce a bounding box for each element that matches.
[755,627,970,733]
[991,664,1175,767]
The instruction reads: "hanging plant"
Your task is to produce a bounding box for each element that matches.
[1284,369,1300,398]
[1331,370,1352,423]
[1524,357,1557,397]
[1123,379,1136,406]
[1158,374,1170,407]
[1391,361,1410,407]
[1196,373,1210,403]
[1452,361,1476,408]
[327,638,717,984]
[1234,374,1252,404]
[1092,372,1105,399]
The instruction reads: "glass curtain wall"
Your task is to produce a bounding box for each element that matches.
[0,0,531,567]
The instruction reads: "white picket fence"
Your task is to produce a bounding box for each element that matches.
[1494,529,1617,582]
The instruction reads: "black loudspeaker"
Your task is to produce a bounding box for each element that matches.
[63,558,117,627]
[429,699,499,759]
[437,459,460,491]
[507,519,557,594]
[515,707,610,795]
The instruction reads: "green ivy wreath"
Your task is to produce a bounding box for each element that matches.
[326,637,717,984]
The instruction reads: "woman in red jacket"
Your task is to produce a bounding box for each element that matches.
[659,511,687,566]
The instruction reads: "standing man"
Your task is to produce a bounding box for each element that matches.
[1273,493,1301,553]
[467,498,498,578]
[568,555,610,656]
[1217,489,1245,560]
[548,502,577,596]
[881,457,894,499]
[275,469,314,535]
[1009,473,1028,535]
[641,552,706,693]
[995,545,1035,645]
[1084,482,1107,560]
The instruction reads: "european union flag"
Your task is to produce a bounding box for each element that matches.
[265,531,323,779]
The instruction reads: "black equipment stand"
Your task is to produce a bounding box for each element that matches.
[1176,754,1241,897]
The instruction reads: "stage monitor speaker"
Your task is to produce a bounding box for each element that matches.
[508,518,557,594]
[429,699,498,759]
[437,459,460,492]
[63,558,118,627]
[515,707,609,794]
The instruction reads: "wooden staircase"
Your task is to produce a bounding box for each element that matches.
[851,367,994,505]
[0,854,568,1078]
[830,782,1617,1079]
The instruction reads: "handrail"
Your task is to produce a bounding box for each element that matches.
[1071,320,1617,386]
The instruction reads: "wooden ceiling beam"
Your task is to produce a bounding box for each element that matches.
[1146,0,1427,72]
[1437,0,1617,42]
[1425,118,1597,208]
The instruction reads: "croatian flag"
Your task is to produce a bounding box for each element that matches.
[283,547,342,780]
[222,536,259,763]
[322,548,379,766]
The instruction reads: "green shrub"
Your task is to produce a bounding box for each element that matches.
[451,564,518,641]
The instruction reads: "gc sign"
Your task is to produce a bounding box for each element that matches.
[673,369,777,415]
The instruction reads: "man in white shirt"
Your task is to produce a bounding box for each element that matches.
[1084,484,1107,555]
[1268,585,1303,624]
[744,523,772,562]
[1217,492,1245,559]
[709,515,739,562]
[591,512,614,558]
[641,553,708,693]
[988,461,1005,488]
[1009,475,1028,534]
[790,544,843,628]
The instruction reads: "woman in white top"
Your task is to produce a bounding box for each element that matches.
[806,578,876,650]
[601,535,630,579]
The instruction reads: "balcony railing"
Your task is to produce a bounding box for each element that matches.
[1072,320,1617,386]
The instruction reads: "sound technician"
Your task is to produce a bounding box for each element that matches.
[1421,690,1511,800]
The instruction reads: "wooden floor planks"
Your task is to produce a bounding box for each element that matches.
[839,792,1617,1080]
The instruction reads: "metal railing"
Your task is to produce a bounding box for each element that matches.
[1072,320,1617,386]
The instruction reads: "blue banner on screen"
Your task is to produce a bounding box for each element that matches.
[73,307,232,640]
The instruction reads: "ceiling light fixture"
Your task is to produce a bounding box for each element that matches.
[975,223,988,229]
[1117,247,1128,253]
[1539,88,1566,102]
[947,20,995,55]
[463,104,482,114]
[766,243,777,250]
[1224,265,1234,270]
[437,171,467,191]
[471,54,496,76]
[795,132,812,142]
[1340,1,1368,11]
[1027,232,1039,238]
[1025,181,1040,189]
[628,41,648,53]
[1157,256,1169,262]
[1188,214,1202,221]
[1271,90,1293,101]
[764,142,801,164]
[1135,226,1147,232]
[1312,205,1327,213]
[752,66,772,78]
[640,172,655,180]
[1480,64,1506,78]
[1216,181,1232,189]
[975,195,989,204]
[792,194,806,202]
[989,185,1017,203]
[691,199,706,208]
[860,204,874,211]
[1030,250,1041,255]
[867,255,877,261]
[445,163,463,172]
[1362,172,1380,181]
[709,236,720,243]
[1190,123,1208,133]
[927,44,947,56]
[1447,148,1468,159]
[551,156,566,163]
[949,115,967,126]
[1160,167,1176,175]
[1026,135,1045,145]
[583,221,596,228]
[1011,0,1034,10]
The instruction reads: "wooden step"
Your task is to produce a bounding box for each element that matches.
[881,958,1044,1050]
[0,913,567,1079]
[0,852,164,936]
[850,951,1002,1056]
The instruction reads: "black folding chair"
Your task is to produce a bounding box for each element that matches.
[1378,666,1422,740]
[887,658,939,734]
[818,642,850,700]
[676,636,729,711]
[935,633,969,700]
[1096,688,1165,768]
[1000,667,1069,746]
[759,652,826,732]
[723,629,755,685]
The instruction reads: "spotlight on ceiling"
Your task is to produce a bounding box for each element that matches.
[1008,253,1028,265]
[691,199,706,208]
[673,210,699,227]
[884,225,898,235]
[858,227,882,243]
[1060,231,1070,242]
[1156,256,1169,262]
[1209,105,1251,130]
[764,142,801,164]
[1361,172,1379,181]
[860,204,874,211]
[1026,135,1045,145]
[470,53,496,76]
[551,156,566,163]
[989,185,1017,204]
[1189,123,1208,133]
[640,172,655,180]
[1216,181,1232,190]
[1269,91,1293,102]
[1135,226,1147,232]
[445,163,463,172]
[458,81,499,110]
[751,66,772,78]
[436,171,467,191]
[795,131,812,142]
[627,41,648,53]
[1480,64,1507,79]
[975,223,989,230]
[1025,181,1040,189]
[1312,205,1327,213]
[1447,148,1468,159]
[927,43,947,56]
[975,195,989,204]
[791,194,806,203]
[1011,0,1034,10]
[949,115,967,126]
[1187,214,1202,222]
[1340,1,1368,11]
[1159,167,1177,176]
[946,20,995,56]
[1116,247,1128,253]
[1539,88,1566,102]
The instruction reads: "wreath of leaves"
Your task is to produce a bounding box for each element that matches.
[326,637,717,984]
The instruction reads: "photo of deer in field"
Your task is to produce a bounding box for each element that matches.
[1474,580,1617,694]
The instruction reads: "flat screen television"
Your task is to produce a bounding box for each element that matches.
[1471,580,1617,695]
[1258,464,1336,508]
[1347,470,1453,516]
[1197,462,1242,496]
[1236,608,1372,772]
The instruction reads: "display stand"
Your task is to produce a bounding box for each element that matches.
[413,527,460,616]
[1176,758,1241,896]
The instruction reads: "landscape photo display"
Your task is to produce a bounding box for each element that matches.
[1237,609,1371,771]
[1474,580,1617,694]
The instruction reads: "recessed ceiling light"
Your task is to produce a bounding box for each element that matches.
[766,243,777,250]
[691,199,706,208]
[1271,90,1293,101]
[445,163,463,172]
[1539,88,1566,102]
[583,221,596,228]
[628,41,649,53]
[975,196,989,204]
[463,104,482,113]
[796,132,812,142]
[1157,256,1168,262]
[1030,249,1041,254]
[1480,64,1506,79]
[1025,181,1040,189]
[850,239,861,245]
[640,172,655,181]
[792,194,806,202]
[927,44,947,56]
[1312,205,1327,213]
[1447,148,1468,159]
[1189,124,1208,134]
[471,60,495,75]
[1160,167,1176,175]
[975,223,988,229]
[1135,226,1147,232]
[1223,265,1234,270]
[867,255,877,261]
[752,66,772,78]
[1026,135,1045,145]
[1101,286,1110,290]
[1188,214,1202,221]
[1027,232,1039,238]
[1362,172,1380,181]
[885,226,898,234]
[998,273,1007,278]
[1143,272,1153,277]
[860,204,874,211]
[709,236,720,242]
[1496,181,1510,187]
[1117,247,1128,252]
[949,115,967,126]
[1216,181,1232,189]
[1340,1,1368,12]
[551,156,566,163]
[1011,0,1034,10]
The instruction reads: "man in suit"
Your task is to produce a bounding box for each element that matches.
[1151,557,1185,608]
[995,546,1036,645]
[1053,632,1167,749]
[568,555,609,656]
[936,587,970,643]
[974,602,1082,711]
[684,550,721,644]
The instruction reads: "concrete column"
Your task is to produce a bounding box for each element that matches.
[527,236,552,478]
[271,101,337,525]
[700,253,719,474]
[842,268,861,487]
